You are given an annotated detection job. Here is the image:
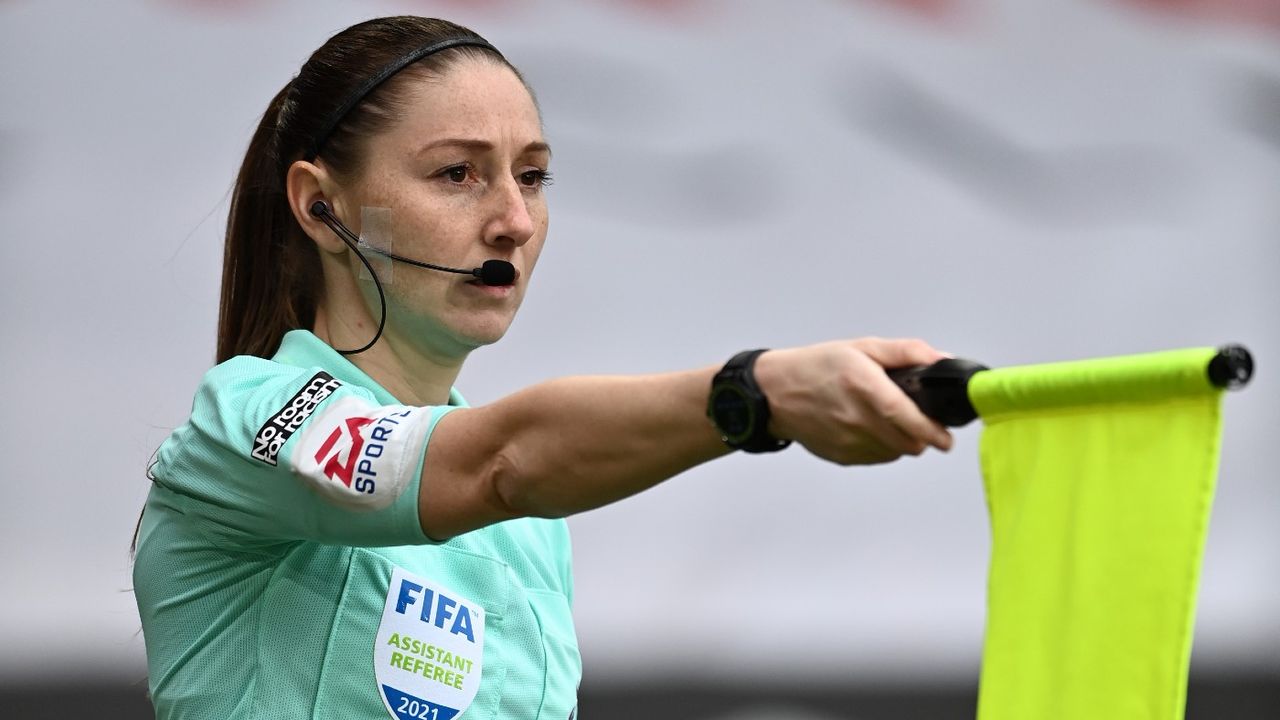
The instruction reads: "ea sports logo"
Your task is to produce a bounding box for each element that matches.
[313,415,374,487]
[293,397,425,509]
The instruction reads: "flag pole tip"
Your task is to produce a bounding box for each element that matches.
[1209,345,1253,390]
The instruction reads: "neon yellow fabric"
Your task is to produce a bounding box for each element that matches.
[969,347,1224,720]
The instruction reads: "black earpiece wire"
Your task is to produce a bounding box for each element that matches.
[309,200,388,356]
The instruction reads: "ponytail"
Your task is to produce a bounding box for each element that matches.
[216,84,319,363]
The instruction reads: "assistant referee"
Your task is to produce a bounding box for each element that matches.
[132,15,952,720]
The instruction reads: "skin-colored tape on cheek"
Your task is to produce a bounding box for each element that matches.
[358,206,395,285]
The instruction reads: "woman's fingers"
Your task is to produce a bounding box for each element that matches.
[856,339,954,451]
[883,402,953,453]
[854,336,948,370]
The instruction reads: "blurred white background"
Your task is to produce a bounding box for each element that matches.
[0,0,1276,695]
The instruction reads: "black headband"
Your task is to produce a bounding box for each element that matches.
[304,36,503,161]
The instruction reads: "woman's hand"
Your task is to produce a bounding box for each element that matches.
[753,338,954,465]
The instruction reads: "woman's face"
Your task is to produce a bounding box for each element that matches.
[338,58,550,358]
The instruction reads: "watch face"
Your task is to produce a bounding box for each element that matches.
[710,385,755,441]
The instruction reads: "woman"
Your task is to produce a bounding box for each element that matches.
[133,16,953,720]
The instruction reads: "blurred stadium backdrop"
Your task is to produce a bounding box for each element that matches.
[1,0,1276,717]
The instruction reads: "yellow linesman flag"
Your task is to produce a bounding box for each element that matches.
[968,347,1247,720]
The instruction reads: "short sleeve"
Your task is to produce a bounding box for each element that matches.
[151,356,455,550]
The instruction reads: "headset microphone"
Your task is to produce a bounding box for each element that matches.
[309,201,514,285]
[307,199,517,354]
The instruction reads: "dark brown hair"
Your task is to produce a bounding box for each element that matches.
[217,16,517,363]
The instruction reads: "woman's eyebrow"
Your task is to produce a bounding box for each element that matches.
[416,138,552,157]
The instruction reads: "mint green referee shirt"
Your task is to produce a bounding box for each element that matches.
[134,330,581,719]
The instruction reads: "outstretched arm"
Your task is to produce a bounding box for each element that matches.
[419,338,953,540]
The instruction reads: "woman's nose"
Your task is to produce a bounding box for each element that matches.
[485,177,536,248]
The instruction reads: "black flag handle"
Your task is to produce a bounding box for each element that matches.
[886,358,989,428]
[888,345,1253,428]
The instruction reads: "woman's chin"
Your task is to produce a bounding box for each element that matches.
[438,315,516,353]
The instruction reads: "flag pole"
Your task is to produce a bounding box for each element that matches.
[891,345,1253,427]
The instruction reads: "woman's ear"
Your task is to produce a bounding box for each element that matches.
[285,160,349,255]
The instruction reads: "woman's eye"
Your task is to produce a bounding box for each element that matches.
[519,169,553,188]
[444,165,469,183]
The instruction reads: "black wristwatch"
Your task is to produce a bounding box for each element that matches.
[707,349,792,453]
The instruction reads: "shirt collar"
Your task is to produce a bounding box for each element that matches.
[272,329,468,408]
